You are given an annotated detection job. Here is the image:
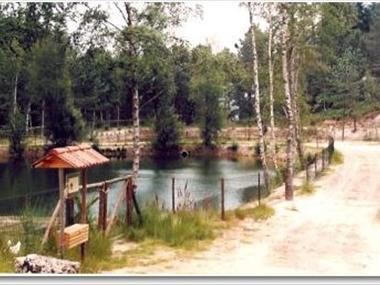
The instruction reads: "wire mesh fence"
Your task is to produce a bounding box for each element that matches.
[0,137,335,239]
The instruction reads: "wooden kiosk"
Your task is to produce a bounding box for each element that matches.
[32,144,109,259]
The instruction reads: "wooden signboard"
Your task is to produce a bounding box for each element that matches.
[57,223,89,250]
[65,172,80,196]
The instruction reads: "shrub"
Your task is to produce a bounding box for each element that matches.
[234,204,275,221]
[330,150,344,165]
[299,181,315,195]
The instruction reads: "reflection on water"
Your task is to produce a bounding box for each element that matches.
[0,157,264,214]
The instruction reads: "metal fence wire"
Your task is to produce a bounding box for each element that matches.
[0,138,334,237]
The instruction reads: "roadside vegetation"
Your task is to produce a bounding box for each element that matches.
[331,150,344,165]
[298,181,316,196]
[234,204,275,221]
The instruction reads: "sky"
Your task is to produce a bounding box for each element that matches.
[175,1,251,53]
[97,1,266,53]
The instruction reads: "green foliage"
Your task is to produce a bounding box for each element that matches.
[124,205,215,248]
[8,111,26,159]
[28,36,84,146]
[190,45,226,147]
[153,111,182,156]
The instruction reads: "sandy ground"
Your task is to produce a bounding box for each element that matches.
[107,141,380,276]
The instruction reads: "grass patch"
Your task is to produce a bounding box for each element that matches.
[234,204,275,221]
[63,230,112,273]
[330,150,344,165]
[123,206,217,250]
[298,181,315,195]
[0,238,14,272]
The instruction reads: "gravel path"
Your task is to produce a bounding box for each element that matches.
[108,141,380,276]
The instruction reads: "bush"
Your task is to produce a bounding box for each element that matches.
[299,181,315,195]
[153,110,182,157]
[330,150,344,165]
[234,204,275,221]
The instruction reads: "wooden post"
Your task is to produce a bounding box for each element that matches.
[65,197,74,226]
[322,149,325,170]
[58,169,65,258]
[98,186,104,231]
[221,178,225,220]
[126,177,133,226]
[257,172,261,206]
[172,177,175,213]
[80,169,87,262]
[103,184,108,231]
[98,182,108,233]
[314,154,317,178]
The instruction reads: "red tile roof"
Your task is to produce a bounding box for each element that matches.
[32,144,109,169]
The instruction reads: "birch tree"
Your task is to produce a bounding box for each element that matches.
[248,2,270,190]
[262,3,279,171]
[79,3,199,185]
[280,4,295,200]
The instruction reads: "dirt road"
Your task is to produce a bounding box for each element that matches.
[109,141,380,276]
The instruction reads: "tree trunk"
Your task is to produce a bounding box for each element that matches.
[132,86,140,185]
[289,46,305,170]
[117,105,120,129]
[281,7,295,201]
[100,111,104,128]
[13,73,18,118]
[92,110,96,136]
[267,7,278,171]
[248,3,270,191]
[41,100,45,139]
[25,100,31,134]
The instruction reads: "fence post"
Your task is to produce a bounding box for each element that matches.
[98,182,108,233]
[172,177,176,213]
[65,197,74,226]
[314,154,318,178]
[98,186,104,230]
[221,178,225,220]
[103,183,108,232]
[126,177,133,226]
[322,149,325,170]
[258,172,261,206]
[306,163,310,182]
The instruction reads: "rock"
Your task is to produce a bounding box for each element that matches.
[15,254,80,274]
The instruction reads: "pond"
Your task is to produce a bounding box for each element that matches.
[0,157,266,215]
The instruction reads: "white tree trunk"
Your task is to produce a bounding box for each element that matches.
[132,86,140,185]
[289,48,305,170]
[267,6,278,171]
[281,7,295,201]
[249,3,270,191]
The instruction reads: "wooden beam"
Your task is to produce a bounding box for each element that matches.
[41,199,60,249]
[58,169,65,258]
